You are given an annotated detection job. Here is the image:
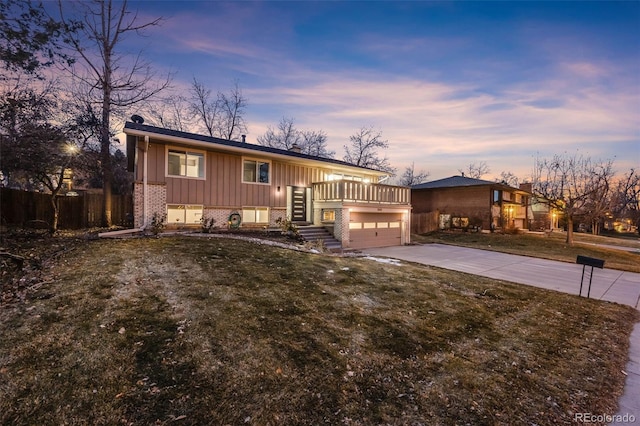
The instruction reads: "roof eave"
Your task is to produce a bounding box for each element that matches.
[123,124,388,177]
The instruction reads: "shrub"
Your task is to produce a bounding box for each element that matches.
[200,217,216,233]
[503,224,521,235]
[149,213,166,236]
[275,217,300,240]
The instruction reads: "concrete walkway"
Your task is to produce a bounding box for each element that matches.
[363,244,640,424]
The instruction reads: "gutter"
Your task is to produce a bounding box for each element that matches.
[99,135,150,238]
[123,125,388,179]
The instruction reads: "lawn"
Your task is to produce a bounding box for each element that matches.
[412,230,640,273]
[1,233,638,425]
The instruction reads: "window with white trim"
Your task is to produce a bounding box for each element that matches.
[167,205,203,224]
[322,209,336,222]
[167,149,204,178]
[243,159,270,184]
[242,207,269,223]
[326,173,365,182]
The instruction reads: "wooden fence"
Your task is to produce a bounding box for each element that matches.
[411,211,439,235]
[0,188,132,229]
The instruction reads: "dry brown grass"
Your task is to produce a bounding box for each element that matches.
[413,230,640,273]
[0,234,637,425]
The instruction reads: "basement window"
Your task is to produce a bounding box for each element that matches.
[242,207,269,223]
[167,205,203,224]
[322,209,336,223]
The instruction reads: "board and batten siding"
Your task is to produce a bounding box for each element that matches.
[144,142,165,182]
[209,151,241,207]
[137,140,340,208]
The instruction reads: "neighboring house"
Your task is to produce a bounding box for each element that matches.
[411,175,532,231]
[124,122,411,249]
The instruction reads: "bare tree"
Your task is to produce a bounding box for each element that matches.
[189,77,220,137]
[258,117,299,149]
[398,162,429,187]
[497,171,519,187]
[582,161,615,235]
[459,161,490,179]
[343,126,396,175]
[257,117,334,158]
[189,78,248,141]
[57,0,170,226]
[533,153,614,244]
[143,93,193,132]
[218,80,248,141]
[611,169,640,234]
[300,129,334,158]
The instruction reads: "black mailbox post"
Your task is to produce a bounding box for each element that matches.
[576,255,605,298]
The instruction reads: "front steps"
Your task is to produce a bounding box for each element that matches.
[296,226,342,251]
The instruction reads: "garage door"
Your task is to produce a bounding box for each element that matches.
[349,212,402,249]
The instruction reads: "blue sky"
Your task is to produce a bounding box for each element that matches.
[125,1,638,181]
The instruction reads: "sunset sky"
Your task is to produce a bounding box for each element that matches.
[121,1,639,182]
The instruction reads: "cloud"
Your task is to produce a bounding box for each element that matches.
[244,65,638,179]
[135,3,639,180]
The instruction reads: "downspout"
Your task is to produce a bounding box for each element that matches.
[141,135,149,230]
[99,134,149,238]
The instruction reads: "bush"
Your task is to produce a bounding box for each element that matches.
[503,224,521,235]
[149,213,166,236]
[275,217,300,240]
[200,217,216,233]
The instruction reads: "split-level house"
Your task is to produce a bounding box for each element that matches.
[411,175,532,231]
[124,122,411,249]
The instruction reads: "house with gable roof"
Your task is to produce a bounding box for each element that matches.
[411,175,532,231]
[124,122,411,249]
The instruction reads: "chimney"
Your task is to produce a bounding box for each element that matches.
[519,182,533,193]
[241,134,246,143]
[289,143,302,153]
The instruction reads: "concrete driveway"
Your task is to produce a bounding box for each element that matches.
[364,243,640,309]
[363,243,640,424]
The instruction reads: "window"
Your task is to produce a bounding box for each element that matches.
[243,159,270,184]
[167,205,203,224]
[493,190,501,204]
[326,173,366,182]
[322,209,336,222]
[168,149,204,178]
[242,207,269,223]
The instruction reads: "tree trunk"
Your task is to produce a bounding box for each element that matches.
[50,194,59,234]
[101,55,113,227]
[566,216,574,245]
[102,144,113,227]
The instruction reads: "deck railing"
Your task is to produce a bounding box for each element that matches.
[313,180,410,204]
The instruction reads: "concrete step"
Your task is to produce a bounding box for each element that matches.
[297,226,342,251]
